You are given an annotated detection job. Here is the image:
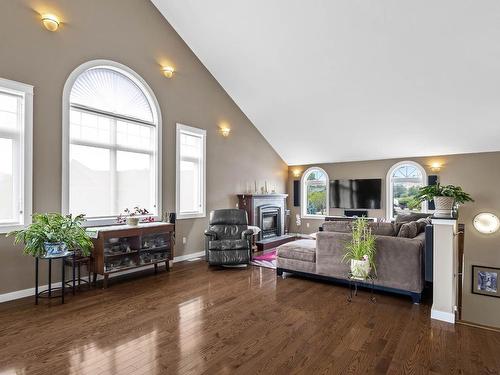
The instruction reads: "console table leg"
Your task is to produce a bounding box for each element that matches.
[61,258,65,304]
[103,274,109,289]
[154,263,158,274]
[48,259,52,297]
[72,253,76,295]
[35,258,39,305]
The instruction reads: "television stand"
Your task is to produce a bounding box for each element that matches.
[324,216,377,222]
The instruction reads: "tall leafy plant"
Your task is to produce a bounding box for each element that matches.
[342,218,377,274]
[409,183,473,208]
[7,213,93,257]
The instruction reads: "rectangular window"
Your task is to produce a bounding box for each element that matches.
[176,124,206,219]
[68,108,159,221]
[0,78,33,233]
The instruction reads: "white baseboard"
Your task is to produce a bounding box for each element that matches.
[0,251,205,304]
[431,308,456,324]
[173,250,205,263]
[0,282,63,304]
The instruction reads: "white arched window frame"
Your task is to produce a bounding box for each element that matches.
[62,60,162,225]
[301,167,329,219]
[386,161,427,220]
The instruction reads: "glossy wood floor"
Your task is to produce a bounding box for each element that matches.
[1,259,499,375]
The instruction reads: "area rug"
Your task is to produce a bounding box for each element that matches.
[251,250,277,269]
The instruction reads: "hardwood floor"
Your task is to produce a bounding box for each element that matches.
[0,260,499,375]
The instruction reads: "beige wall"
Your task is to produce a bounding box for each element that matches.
[0,0,287,294]
[287,152,500,328]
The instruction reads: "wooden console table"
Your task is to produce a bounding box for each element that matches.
[88,222,174,288]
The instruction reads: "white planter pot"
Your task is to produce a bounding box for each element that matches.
[126,217,140,226]
[433,196,455,217]
[350,259,371,280]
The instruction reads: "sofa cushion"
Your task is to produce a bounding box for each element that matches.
[367,222,400,236]
[397,221,419,238]
[322,221,353,233]
[209,239,249,251]
[416,217,432,234]
[322,221,398,236]
[276,239,316,263]
[395,212,432,223]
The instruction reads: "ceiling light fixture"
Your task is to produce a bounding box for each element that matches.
[42,14,60,32]
[473,213,500,234]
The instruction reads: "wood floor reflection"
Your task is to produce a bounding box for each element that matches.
[0,259,499,374]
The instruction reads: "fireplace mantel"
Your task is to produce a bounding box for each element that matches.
[237,194,288,240]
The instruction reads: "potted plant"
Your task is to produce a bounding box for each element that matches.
[410,183,474,217]
[117,207,155,226]
[7,213,93,257]
[342,218,376,280]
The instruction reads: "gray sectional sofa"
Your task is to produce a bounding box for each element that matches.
[276,216,432,303]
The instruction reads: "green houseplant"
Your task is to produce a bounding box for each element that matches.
[409,183,473,217]
[342,218,377,279]
[7,213,93,257]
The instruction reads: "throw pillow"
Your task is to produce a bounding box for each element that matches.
[395,212,432,224]
[416,217,431,234]
[397,221,419,238]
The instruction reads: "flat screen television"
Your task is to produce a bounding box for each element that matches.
[329,179,382,209]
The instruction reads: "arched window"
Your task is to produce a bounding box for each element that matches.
[62,60,162,224]
[301,167,329,218]
[386,161,427,220]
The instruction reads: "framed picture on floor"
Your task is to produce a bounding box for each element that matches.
[472,265,500,298]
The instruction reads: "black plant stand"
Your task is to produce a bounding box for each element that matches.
[347,272,377,303]
[35,252,75,305]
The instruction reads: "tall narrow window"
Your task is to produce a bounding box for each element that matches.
[176,124,206,219]
[386,161,427,220]
[301,167,329,218]
[63,61,161,224]
[0,78,33,232]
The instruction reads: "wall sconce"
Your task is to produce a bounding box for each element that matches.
[220,126,231,137]
[42,14,60,32]
[430,162,442,172]
[162,66,174,78]
[473,213,500,234]
[292,169,301,178]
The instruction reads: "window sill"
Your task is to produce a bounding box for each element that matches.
[301,215,327,220]
[82,215,162,228]
[0,224,25,234]
[177,213,206,220]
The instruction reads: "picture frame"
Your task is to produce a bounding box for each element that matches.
[471,265,500,298]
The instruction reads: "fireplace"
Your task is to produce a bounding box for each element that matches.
[237,194,288,241]
[259,205,281,239]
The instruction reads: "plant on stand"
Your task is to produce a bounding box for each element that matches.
[409,183,473,217]
[7,213,93,257]
[342,218,376,280]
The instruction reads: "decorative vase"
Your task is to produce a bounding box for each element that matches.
[126,217,140,226]
[43,242,67,257]
[433,196,455,217]
[350,259,371,280]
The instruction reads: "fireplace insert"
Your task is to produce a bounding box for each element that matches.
[259,205,281,239]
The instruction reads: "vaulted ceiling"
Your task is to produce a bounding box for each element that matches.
[152,0,500,165]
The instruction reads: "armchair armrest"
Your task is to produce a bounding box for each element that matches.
[241,229,254,240]
[204,230,217,240]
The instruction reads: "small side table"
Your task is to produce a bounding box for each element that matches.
[248,225,261,252]
[347,272,377,303]
[35,252,75,305]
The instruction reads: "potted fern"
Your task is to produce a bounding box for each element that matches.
[410,183,473,217]
[342,218,376,280]
[7,213,93,257]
